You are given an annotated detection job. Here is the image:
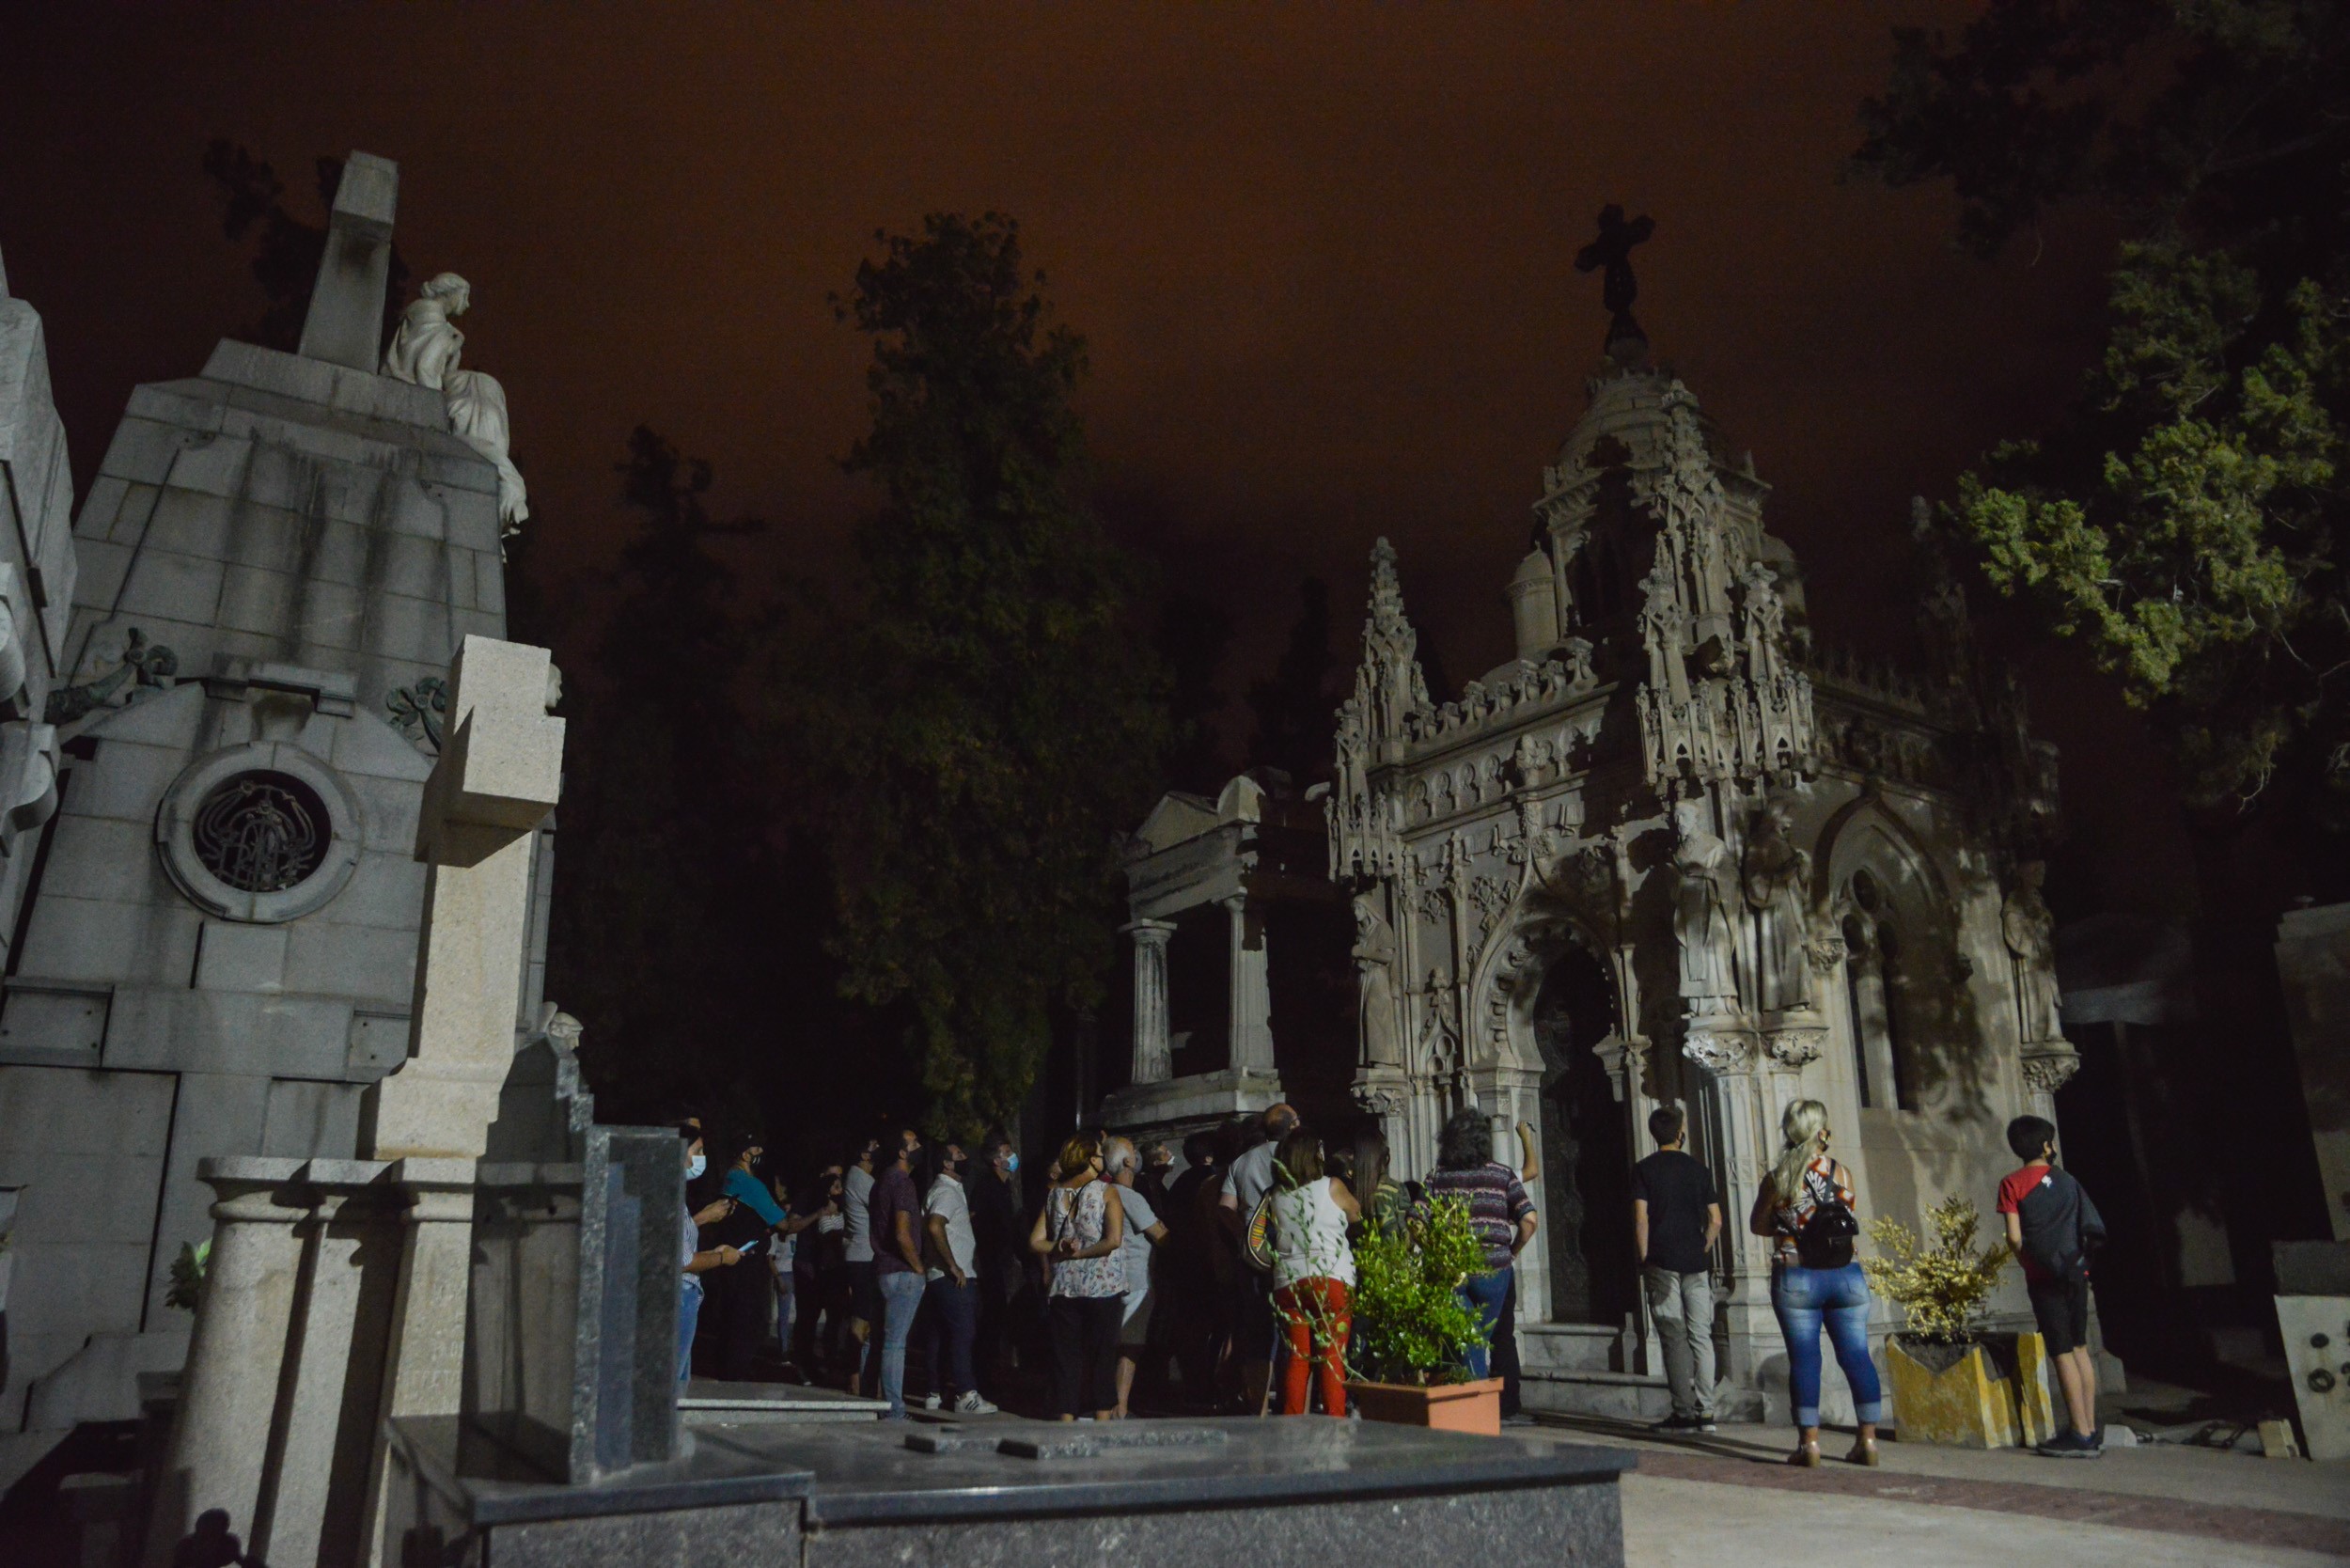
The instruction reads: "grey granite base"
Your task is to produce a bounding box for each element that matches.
[387,1415,1632,1568]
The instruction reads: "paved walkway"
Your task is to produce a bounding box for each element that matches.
[1534,1416,2350,1565]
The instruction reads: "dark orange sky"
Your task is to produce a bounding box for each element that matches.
[0,4,2194,911]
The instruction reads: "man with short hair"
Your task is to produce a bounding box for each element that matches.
[1218,1103,1298,1412]
[921,1141,998,1415]
[1105,1137,1173,1416]
[863,1127,926,1419]
[1998,1114,2107,1457]
[1633,1104,1722,1433]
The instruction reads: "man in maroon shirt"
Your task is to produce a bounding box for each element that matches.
[863,1127,927,1419]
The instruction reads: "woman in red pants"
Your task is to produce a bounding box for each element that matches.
[1269,1126,1361,1416]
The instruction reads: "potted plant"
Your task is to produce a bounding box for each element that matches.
[1335,1195,1504,1434]
[1861,1196,2054,1448]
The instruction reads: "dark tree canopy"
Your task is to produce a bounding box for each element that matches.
[804,212,1169,1137]
[1855,2,2350,813]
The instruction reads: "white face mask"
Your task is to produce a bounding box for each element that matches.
[685,1152,707,1181]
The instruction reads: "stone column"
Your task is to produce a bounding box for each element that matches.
[144,1161,310,1567]
[1124,919,1176,1085]
[1684,1027,1777,1401]
[1226,895,1276,1073]
[360,1161,480,1566]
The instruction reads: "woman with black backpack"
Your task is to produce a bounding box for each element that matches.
[1748,1098,1884,1466]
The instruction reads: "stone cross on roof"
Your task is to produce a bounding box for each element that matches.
[295,150,400,371]
[1574,202,1655,361]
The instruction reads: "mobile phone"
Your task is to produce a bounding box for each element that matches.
[737,1236,766,1257]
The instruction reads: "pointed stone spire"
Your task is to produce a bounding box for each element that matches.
[1355,538,1432,758]
[296,152,400,370]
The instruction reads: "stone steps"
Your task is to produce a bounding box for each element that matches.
[1517,1323,1629,1375]
[1517,1367,1673,1422]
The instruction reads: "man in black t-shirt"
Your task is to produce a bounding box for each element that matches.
[1632,1104,1722,1432]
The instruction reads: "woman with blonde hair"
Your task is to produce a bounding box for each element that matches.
[1747,1098,1883,1466]
[1029,1131,1126,1419]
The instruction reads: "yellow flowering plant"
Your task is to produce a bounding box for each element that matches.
[1859,1195,2010,1344]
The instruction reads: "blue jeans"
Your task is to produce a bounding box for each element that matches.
[1457,1268,1512,1381]
[678,1278,703,1387]
[864,1268,926,1417]
[924,1276,979,1399]
[1770,1262,1885,1427]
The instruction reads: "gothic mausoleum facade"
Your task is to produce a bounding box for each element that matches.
[1106,297,2092,1418]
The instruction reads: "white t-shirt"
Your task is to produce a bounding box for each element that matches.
[1115,1183,1158,1304]
[1227,1142,1277,1212]
[1272,1176,1355,1290]
[924,1173,979,1280]
[842,1166,876,1264]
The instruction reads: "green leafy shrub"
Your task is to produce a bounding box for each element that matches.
[1343,1194,1491,1387]
[164,1240,210,1312]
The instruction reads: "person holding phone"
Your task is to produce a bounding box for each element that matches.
[679,1122,746,1387]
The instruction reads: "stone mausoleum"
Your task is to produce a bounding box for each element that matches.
[1106,282,2087,1421]
[0,153,553,1442]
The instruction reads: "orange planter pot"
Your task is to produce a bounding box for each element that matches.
[1345,1377,1505,1435]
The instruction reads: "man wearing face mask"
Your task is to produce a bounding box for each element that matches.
[969,1132,1023,1398]
[921,1141,999,1413]
[678,1123,745,1387]
[863,1127,928,1419]
[706,1133,811,1380]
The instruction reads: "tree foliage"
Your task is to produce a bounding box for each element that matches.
[1854,2,2350,808]
[551,429,777,1118]
[804,212,1168,1137]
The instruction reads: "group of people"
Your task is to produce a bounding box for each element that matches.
[1635,1099,2107,1463]
[679,1091,2107,1451]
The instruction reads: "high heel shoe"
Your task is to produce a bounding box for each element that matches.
[1787,1440,1821,1467]
[1847,1439,1880,1466]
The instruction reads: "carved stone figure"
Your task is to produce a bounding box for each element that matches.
[1354,894,1402,1067]
[1742,799,1812,1014]
[1671,799,1740,1016]
[382,273,530,528]
[2002,860,2064,1043]
[1741,558,1786,689]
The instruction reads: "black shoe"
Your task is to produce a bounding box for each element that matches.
[2034,1430,2097,1458]
[1652,1414,1696,1433]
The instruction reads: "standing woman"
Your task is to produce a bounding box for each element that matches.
[1748,1098,1884,1466]
[1269,1127,1360,1416]
[1028,1133,1126,1420]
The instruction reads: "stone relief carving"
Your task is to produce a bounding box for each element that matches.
[1742,798,1813,1014]
[1683,1026,1751,1074]
[382,272,530,531]
[2002,860,2065,1044]
[45,627,177,725]
[2020,1047,2081,1095]
[1671,800,1741,1016]
[1354,893,1402,1067]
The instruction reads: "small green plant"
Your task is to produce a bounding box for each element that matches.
[1341,1195,1491,1387]
[164,1240,210,1311]
[1860,1195,2009,1344]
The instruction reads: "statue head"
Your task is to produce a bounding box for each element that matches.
[420,272,472,315]
[1672,798,1710,841]
[2016,859,2047,892]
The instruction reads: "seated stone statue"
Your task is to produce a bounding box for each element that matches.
[382,272,530,529]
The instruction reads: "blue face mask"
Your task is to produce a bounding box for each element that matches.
[1004,1153,1021,1174]
[686,1153,707,1181]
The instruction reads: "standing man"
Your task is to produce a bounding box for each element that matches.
[968,1131,1024,1398]
[922,1141,998,1414]
[1999,1115,2107,1458]
[1218,1103,1297,1414]
[1106,1137,1172,1417]
[864,1127,927,1419]
[1632,1104,1722,1433]
[841,1134,881,1392]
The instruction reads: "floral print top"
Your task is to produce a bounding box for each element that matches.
[1045,1179,1124,1299]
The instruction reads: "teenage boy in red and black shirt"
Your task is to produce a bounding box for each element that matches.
[1997,1114,2107,1458]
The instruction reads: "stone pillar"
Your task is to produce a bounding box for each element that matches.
[360,1161,479,1566]
[249,1172,376,1568]
[2021,1046,2081,1127]
[361,635,565,1163]
[1124,919,1176,1085]
[1684,1027,1777,1398]
[144,1162,310,1567]
[1226,895,1275,1072]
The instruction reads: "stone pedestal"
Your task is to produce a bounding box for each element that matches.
[1100,1067,1284,1145]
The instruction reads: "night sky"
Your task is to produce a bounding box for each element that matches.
[1,5,2194,913]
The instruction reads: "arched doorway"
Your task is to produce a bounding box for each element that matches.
[1530,944,1637,1325]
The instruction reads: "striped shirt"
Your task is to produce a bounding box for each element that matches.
[1423,1162,1535,1272]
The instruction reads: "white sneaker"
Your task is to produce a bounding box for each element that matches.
[922,1393,942,1411]
[954,1391,998,1416]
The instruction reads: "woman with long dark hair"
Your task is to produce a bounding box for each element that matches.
[1747,1098,1883,1466]
[1422,1110,1537,1383]
[1269,1127,1360,1416]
